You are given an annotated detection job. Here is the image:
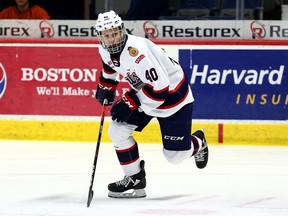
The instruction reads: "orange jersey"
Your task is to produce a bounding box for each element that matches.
[0,5,50,19]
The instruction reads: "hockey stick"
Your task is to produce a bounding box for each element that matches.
[87,99,108,207]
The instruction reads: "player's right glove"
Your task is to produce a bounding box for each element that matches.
[95,72,118,106]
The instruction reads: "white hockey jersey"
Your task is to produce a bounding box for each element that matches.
[98,34,194,117]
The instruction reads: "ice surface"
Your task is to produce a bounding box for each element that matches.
[0,140,287,216]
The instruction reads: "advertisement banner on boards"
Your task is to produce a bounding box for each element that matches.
[0,42,287,120]
[0,45,129,116]
[179,49,287,120]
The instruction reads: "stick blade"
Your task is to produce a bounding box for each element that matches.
[87,190,94,207]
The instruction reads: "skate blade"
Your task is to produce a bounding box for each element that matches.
[108,189,146,198]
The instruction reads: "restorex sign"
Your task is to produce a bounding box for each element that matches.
[3,19,288,40]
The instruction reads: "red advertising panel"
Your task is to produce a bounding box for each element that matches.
[0,43,128,116]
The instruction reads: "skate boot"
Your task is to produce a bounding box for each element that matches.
[108,160,147,198]
[192,130,209,169]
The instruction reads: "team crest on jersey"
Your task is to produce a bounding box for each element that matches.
[0,63,7,99]
[127,47,139,57]
[125,71,145,90]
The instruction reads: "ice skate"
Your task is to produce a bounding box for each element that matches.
[192,130,209,169]
[108,160,147,198]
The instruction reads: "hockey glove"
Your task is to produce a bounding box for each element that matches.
[111,90,141,122]
[95,72,118,106]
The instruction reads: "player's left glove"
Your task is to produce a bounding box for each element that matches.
[111,90,140,122]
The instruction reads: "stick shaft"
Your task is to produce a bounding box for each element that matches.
[87,99,108,207]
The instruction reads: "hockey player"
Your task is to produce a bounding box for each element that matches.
[95,10,209,198]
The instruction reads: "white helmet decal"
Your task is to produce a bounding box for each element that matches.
[96,10,122,31]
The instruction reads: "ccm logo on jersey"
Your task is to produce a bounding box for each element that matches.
[164,135,184,141]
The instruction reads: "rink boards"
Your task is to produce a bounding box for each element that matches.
[0,39,287,145]
[0,118,287,145]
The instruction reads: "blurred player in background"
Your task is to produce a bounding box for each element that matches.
[94,10,209,198]
[0,0,50,19]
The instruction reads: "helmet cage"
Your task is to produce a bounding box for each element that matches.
[95,10,126,54]
[97,24,126,54]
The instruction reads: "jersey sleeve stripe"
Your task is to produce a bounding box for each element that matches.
[158,75,190,109]
[142,84,169,102]
[103,60,117,75]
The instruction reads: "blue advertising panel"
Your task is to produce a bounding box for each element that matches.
[179,49,287,120]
